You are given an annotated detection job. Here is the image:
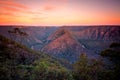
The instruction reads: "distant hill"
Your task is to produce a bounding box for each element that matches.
[0,26,120,63]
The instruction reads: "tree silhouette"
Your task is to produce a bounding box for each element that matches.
[73,53,104,80]
[101,42,120,80]
[8,28,28,44]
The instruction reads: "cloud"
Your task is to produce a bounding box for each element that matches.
[25,11,42,15]
[43,5,56,11]
[0,6,21,12]
[0,0,29,9]
[0,12,15,16]
[0,0,43,16]
[0,1,43,17]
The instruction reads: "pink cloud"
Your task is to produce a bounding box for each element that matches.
[43,5,56,11]
[0,1,43,16]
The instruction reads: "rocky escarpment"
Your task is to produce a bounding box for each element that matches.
[72,26,120,41]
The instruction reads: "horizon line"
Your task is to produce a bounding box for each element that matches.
[0,24,120,27]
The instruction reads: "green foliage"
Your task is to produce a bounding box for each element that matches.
[100,42,120,80]
[1,33,120,80]
[73,53,104,80]
[0,34,74,80]
[31,60,74,80]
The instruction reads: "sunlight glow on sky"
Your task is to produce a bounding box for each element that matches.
[0,0,120,26]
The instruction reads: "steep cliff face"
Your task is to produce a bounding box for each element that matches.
[73,26,120,41]
[58,26,120,54]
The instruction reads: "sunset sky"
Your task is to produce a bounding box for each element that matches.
[0,0,120,26]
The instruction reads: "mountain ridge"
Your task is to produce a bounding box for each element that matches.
[42,29,94,63]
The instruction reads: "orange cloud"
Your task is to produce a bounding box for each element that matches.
[0,12,15,16]
[0,0,29,9]
[0,4,42,17]
[0,6,21,12]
